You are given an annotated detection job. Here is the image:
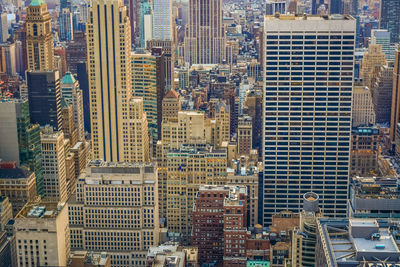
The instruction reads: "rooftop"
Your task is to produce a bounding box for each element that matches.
[164,89,179,99]
[317,218,400,265]
[61,72,76,84]
[265,14,354,21]
[0,167,32,179]
[16,201,65,219]
[29,0,45,6]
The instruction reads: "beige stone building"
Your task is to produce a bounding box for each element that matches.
[161,89,181,122]
[390,48,400,145]
[206,100,230,148]
[157,111,207,219]
[87,0,132,162]
[68,161,160,267]
[227,167,258,226]
[41,128,68,203]
[128,97,150,163]
[165,145,227,244]
[0,196,12,231]
[26,0,54,71]
[352,86,375,127]
[14,201,70,267]
[0,166,37,216]
[184,0,226,64]
[360,44,386,88]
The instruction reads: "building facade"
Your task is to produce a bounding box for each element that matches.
[27,71,63,131]
[14,201,70,267]
[59,8,74,42]
[127,97,150,163]
[0,99,43,195]
[352,86,375,127]
[61,72,85,141]
[0,165,37,216]
[131,51,159,145]
[26,0,54,71]
[262,14,355,224]
[68,161,160,267]
[380,0,400,43]
[40,128,68,202]
[165,145,227,243]
[87,0,132,162]
[184,0,226,64]
[152,0,173,41]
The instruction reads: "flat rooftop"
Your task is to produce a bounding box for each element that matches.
[16,201,65,219]
[265,14,354,21]
[318,218,400,265]
[0,168,31,179]
[353,230,398,253]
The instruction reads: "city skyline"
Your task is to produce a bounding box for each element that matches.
[0,0,400,266]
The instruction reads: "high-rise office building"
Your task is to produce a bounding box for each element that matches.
[390,48,400,146]
[165,144,227,243]
[139,0,152,48]
[262,14,356,225]
[68,161,160,266]
[59,8,74,42]
[291,192,323,267]
[27,71,63,131]
[0,14,8,43]
[380,0,400,43]
[370,29,395,61]
[192,185,231,266]
[352,86,375,127]
[184,0,226,64]
[65,31,87,74]
[237,115,253,155]
[61,72,85,141]
[127,97,150,163]
[152,0,173,41]
[131,50,164,144]
[26,0,54,71]
[40,128,68,202]
[146,40,174,91]
[371,65,393,124]
[206,100,231,148]
[87,0,132,162]
[0,164,38,216]
[161,89,181,122]
[157,111,207,220]
[0,43,16,76]
[351,126,380,176]
[0,99,43,196]
[360,44,386,88]
[14,201,70,267]
[222,186,248,267]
